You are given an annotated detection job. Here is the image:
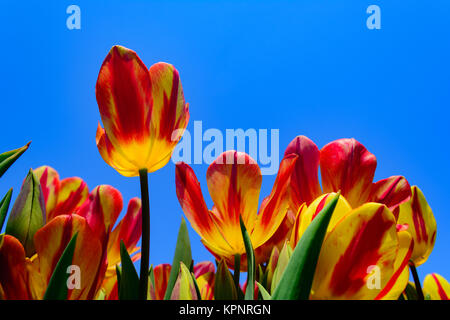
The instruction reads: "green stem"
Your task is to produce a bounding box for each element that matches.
[233,254,241,290]
[139,168,150,300]
[409,260,424,300]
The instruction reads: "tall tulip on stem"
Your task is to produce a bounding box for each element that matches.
[95,45,189,299]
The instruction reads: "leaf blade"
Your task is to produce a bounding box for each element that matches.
[164,217,192,300]
[118,240,140,300]
[0,142,30,178]
[240,215,255,300]
[43,233,78,300]
[0,188,13,231]
[271,193,340,300]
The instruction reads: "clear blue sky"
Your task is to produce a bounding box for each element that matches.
[0,1,449,282]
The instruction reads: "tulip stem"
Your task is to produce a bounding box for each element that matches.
[409,260,424,300]
[233,254,241,289]
[139,168,150,300]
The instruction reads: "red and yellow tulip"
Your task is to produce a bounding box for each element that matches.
[147,262,215,300]
[0,167,142,300]
[284,136,412,215]
[289,193,413,300]
[95,45,189,177]
[175,150,298,267]
[423,273,450,300]
[397,186,436,266]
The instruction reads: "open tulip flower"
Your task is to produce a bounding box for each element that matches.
[95,45,189,177]
[175,150,298,268]
[289,193,413,300]
[0,166,142,300]
[284,136,412,215]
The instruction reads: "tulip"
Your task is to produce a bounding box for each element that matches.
[284,136,411,217]
[95,45,189,299]
[397,186,436,266]
[289,193,413,300]
[147,262,215,300]
[175,150,298,268]
[0,167,142,300]
[423,273,450,300]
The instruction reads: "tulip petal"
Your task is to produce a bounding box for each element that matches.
[0,235,32,299]
[107,197,142,267]
[369,176,411,218]
[312,203,398,300]
[34,214,103,300]
[320,138,377,208]
[175,162,232,255]
[375,231,413,300]
[251,153,298,248]
[77,185,123,239]
[96,45,153,173]
[423,273,450,300]
[284,136,322,209]
[96,124,139,177]
[153,264,172,300]
[206,151,262,252]
[34,166,60,219]
[50,177,88,220]
[290,193,352,248]
[397,186,436,266]
[254,205,296,265]
[146,62,190,173]
[194,262,215,300]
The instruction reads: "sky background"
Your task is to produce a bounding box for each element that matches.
[0,1,449,283]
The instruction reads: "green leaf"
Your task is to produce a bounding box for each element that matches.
[164,217,192,300]
[214,259,238,300]
[240,215,255,300]
[256,281,271,300]
[0,188,13,231]
[147,265,155,300]
[118,240,140,300]
[116,265,122,289]
[191,272,202,300]
[271,192,340,300]
[43,233,78,300]
[0,142,30,178]
[233,254,244,300]
[404,282,419,300]
[5,169,45,256]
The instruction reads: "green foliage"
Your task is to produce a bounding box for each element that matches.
[44,233,78,300]
[271,193,339,300]
[164,217,192,300]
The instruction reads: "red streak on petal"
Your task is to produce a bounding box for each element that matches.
[159,68,180,139]
[375,237,413,299]
[312,194,330,220]
[432,274,449,300]
[53,182,87,218]
[329,206,392,297]
[411,190,428,243]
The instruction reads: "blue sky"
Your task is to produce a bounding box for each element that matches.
[0,0,449,282]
